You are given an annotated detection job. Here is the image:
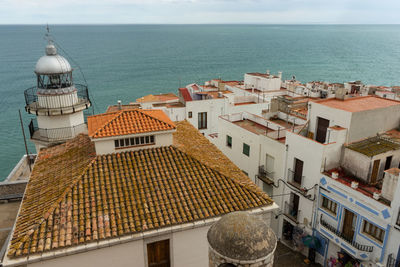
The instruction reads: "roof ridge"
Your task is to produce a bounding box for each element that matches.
[90,111,123,138]
[138,109,175,128]
[172,145,271,202]
[8,157,97,256]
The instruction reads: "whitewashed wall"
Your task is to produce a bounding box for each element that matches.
[93,132,174,155]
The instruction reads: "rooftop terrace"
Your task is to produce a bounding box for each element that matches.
[346,136,400,157]
[324,168,390,206]
[316,95,400,112]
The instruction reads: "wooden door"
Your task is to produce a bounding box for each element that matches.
[370,159,380,184]
[147,239,170,267]
[294,158,304,185]
[342,209,357,242]
[316,117,329,143]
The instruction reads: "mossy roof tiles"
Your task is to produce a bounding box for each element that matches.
[87,109,176,139]
[8,121,272,258]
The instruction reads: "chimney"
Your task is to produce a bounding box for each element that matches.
[117,100,122,110]
[381,168,400,202]
[335,87,347,100]
[278,71,282,79]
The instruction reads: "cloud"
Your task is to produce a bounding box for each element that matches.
[0,0,399,24]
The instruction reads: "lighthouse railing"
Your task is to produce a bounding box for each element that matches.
[28,119,87,142]
[24,84,90,114]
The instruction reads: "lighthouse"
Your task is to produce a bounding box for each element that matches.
[25,36,91,152]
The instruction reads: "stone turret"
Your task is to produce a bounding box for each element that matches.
[207,211,277,267]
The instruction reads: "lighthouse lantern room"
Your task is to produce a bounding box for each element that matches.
[25,35,91,152]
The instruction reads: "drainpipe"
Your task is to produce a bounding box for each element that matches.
[278,144,289,239]
[258,143,262,187]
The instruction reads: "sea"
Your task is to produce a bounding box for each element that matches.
[1,24,400,181]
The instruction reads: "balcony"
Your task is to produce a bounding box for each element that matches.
[28,119,87,143]
[387,253,400,267]
[287,169,304,189]
[258,165,274,185]
[283,201,301,223]
[24,84,91,116]
[319,216,373,260]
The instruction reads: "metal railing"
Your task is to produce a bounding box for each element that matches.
[24,84,91,114]
[283,201,301,223]
[28,119,87,142]
[387,253,399,267]
[258,165,274,185]
[287,168,304,189]
[320,216,373,253]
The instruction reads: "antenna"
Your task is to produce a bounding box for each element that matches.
[19,110,31,172]
[44,24,53,44]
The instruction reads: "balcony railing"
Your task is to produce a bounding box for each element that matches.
[387,253,400,267]
[24,84,91,115]
[287,169,304,189]
[258,165,274,185]
[320,217,373,253]
[283,201,301,223]
[28,119,87,142]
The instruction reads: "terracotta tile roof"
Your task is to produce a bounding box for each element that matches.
[136,93,179,103]
[87,109,176,139]
[8,121,272,259]
[106,104,141,113]
[315,96,400,112]
[8,135,96,257]
[173,121,268,194]
[178,88,192,102]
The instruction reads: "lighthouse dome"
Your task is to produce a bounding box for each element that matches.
[35,44,72,74]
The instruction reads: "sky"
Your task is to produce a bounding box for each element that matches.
[0,0,399,24]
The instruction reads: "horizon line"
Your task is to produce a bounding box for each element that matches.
[1,23,400,26]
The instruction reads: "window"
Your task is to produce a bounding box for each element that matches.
[147,239,170,267]
[113,135,155,149]
[362,220,385,243]
[198,112,207,129]
[321,196,337,215]
[243,143,250,156]
[384,156,392,171]
[188,111,192,118]
[226,135,232,148]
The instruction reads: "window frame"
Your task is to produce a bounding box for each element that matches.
[188,111,192,118]
[321,195,337,215]
[362,220,385,243]
[226,135,232,148]
[198,112,207,129]
[243,143,250,156]
[113,135,155,149]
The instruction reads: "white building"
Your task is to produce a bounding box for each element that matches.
[214,109,307,237]
[280,96,400,266]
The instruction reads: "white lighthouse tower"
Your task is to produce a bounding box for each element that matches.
[25,35,91,152]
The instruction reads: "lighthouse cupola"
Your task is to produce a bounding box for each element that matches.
[35,43,73,92]
[24,31,91,152]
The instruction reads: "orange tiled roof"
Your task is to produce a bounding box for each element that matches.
[8,122,272,258]
[315,95,400,112]
[87,109,176,139]
[136,93,179,103]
